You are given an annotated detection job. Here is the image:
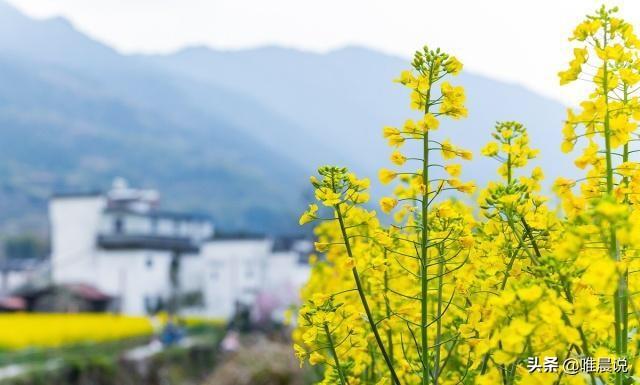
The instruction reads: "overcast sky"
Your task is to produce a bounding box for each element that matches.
[6,0,640,105]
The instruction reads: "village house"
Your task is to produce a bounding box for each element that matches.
[40,179,310,318]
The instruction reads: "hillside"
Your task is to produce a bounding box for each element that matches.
[0,2,314,235]
[0,0,572,237]
[148,46,572,184]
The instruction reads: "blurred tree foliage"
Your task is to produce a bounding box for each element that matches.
[3,234,47,260]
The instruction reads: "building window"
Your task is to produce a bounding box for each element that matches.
[114,217,124,234]
[146,256,153,269]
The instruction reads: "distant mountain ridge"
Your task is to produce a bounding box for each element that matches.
[0,1,315,235]
[146,45,571,180]
[0,1,571,236]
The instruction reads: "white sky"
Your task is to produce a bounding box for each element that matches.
[6,0,640,105]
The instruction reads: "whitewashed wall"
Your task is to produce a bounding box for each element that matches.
[93,250,173,314]
[49,195,106,284]
[262,251,310,322]
[196,239,272,319]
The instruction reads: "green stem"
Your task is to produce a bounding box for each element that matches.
[370,343,377,382]
[507,137,512,185]
[335,204,401,385]
[383,250,394,364]
[420,65,435,385]
[421,129,431,385]
[434,246,444,384]
[600,20,626,385]
[324,323,349,385]
[620,87,630,357]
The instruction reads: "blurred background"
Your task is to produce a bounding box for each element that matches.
[0,0,636,384]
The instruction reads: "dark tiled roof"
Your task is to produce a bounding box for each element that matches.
[51,191,103,199]
[97,234,199,253]
[211,231,266,241]
[0,296,26,310]
[104,207,212,222]
[63,283,111,301]
[16,282,111,302]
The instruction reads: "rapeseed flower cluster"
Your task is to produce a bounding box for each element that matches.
[294,6,640,385]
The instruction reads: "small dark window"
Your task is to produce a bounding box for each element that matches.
[114,217,124,234]
[146,257,153,269]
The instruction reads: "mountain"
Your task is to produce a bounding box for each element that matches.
[0,2,319,235]
[146,46,572,187]
[0,1,573,238]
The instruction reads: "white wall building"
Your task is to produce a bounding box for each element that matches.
[47,179,310,318]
